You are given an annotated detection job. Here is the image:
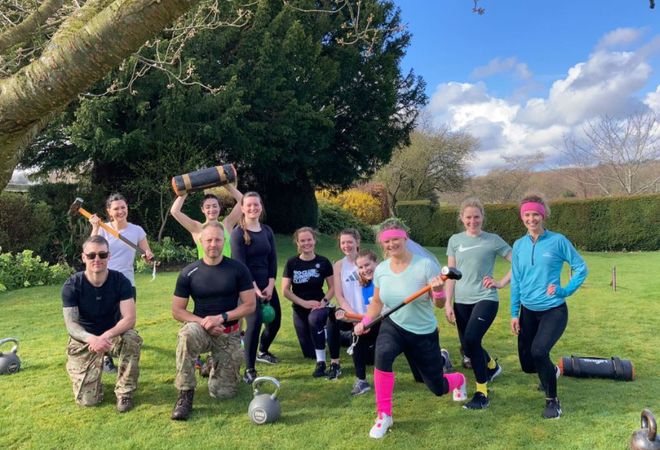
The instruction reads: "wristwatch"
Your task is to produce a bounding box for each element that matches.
[221,312,229,324]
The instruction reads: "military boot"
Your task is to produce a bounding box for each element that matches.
[171,390,194,421]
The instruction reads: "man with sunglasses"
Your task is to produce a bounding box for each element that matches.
[61,235,142,412]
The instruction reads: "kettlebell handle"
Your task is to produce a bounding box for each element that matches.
[641,409,657,440]
[0,337,19,355]
[253,376,280,400]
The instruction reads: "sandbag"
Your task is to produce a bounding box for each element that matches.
[559,356,634,381]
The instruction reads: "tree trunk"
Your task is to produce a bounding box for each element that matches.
[0,0,202,190]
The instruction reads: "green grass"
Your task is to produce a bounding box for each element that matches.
[1,236,659,449]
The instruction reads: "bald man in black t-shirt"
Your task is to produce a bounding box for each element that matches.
[170,221,256,421]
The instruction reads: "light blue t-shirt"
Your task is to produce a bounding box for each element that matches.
[374,254,440,335]
[447,231,511,304]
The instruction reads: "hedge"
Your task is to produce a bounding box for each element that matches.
[396,194,660,251]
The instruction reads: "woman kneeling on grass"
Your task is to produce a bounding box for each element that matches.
[510,193,587,419]
[354,219,467,439]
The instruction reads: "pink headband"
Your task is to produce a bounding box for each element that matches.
[379,229,408,243]
[520,202,546,219]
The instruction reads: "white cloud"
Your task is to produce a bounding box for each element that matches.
[427,28,660,175]
[596,27,643,50]
[471,57,532,80]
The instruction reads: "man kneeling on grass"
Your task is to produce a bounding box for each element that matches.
[61,235,142,413]
[171,221,256,421]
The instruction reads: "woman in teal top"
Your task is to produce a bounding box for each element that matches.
[445,197,511,410]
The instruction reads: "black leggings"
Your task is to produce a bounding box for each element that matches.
[292,306,330,359]
[518,303,568,398]
[375,318,449,396]
[258,290,281,354]
[454,300,499,383]
[327,310,353,360]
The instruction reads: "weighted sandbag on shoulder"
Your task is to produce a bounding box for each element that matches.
[559,355,634,381]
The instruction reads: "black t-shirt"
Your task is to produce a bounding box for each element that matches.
[230,224,277,288]
[173,257,254,323]
[283,255,333,309]
[61,270,134,336]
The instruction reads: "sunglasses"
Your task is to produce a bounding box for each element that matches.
[84,252,109,260]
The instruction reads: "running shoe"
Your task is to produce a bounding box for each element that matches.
[256,351,279,364]
[243,368,258,384]
[312,361,327,378]
[441,348,454,373]
[194,357,203,370]
[327,362,342,380]
[542,398,562,419]
[369,412,393,439]
[351,379,371,396]
[103,356,117,374]
[463,392,490,409]
[487,361,502,382]
[452,373,468,401]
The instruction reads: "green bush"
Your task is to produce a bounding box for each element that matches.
[0,192,54,256]
[135,237,197,273]
[317,201,375,242]
[397,194,660,251]
[0,250,73,292]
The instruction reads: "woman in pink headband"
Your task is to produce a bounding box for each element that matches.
[354,219,467,439]
[510,193,588,420]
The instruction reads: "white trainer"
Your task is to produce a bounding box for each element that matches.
[452,374,468,401]
[369,412,393,438]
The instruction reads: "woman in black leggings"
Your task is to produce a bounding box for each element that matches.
[445,197,511,409]
[282,227,335,377]
[230,192,281,384]
[510,193,587,419]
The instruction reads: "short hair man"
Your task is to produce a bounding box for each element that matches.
[171,221,256,420]
[61,235,142,412]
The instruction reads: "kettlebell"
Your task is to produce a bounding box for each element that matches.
[0,337,21,375]
[261,301,276,325]
[630,409,660,450]
[248,376,281,424]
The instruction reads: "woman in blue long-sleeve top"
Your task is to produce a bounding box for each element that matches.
[510,193,587,420]
[230,192,281,385]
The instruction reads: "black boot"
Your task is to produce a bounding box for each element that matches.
[171,390,194,421]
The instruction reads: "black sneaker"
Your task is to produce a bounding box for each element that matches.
[542,398,562,419]
[313,361,327,378]
[462,355,472,369]
[441,348,454,373]
[487,361,502,382]
[463,392,490,410]
[326,363,342,380]
[243,368,258,384]
[103,356,117,373]
[256,352,279,365]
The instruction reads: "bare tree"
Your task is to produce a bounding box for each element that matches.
[468,152,545,204]
[561,112,660,196]
[374,129,476,213]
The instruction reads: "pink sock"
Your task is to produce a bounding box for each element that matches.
[443,372,465,392]
[374,368,395,416]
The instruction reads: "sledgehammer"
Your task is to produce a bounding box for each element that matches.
[68,197,145,256]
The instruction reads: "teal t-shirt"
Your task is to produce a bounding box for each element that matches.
[446,231,511,304]
[374,254,440,335]
[196,228,231,259]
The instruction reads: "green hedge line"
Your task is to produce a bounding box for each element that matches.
[396,194,660,251]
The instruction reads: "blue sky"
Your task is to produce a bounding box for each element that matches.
[393,1,660,174]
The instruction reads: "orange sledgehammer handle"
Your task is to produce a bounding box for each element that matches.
[76,206,145,255]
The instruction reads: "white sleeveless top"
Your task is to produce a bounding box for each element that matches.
[340,256,366,314]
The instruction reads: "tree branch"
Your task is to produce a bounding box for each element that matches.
[0,0,65,54]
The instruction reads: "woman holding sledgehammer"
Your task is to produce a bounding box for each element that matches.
[445,197,512,410]
[89,192,154,373]
[354,219,467,439]
[510,193,587,419]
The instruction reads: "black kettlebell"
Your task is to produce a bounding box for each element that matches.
[630,409,660,450]
[0,337,21,375]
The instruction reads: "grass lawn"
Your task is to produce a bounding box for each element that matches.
[1,235,658,449]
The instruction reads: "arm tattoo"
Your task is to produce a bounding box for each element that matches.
[63,307,93,342]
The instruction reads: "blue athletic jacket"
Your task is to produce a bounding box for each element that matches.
[510,230,588,318]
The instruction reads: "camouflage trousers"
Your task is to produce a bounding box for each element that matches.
[175,322,242,398]
[65,329,142,406]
